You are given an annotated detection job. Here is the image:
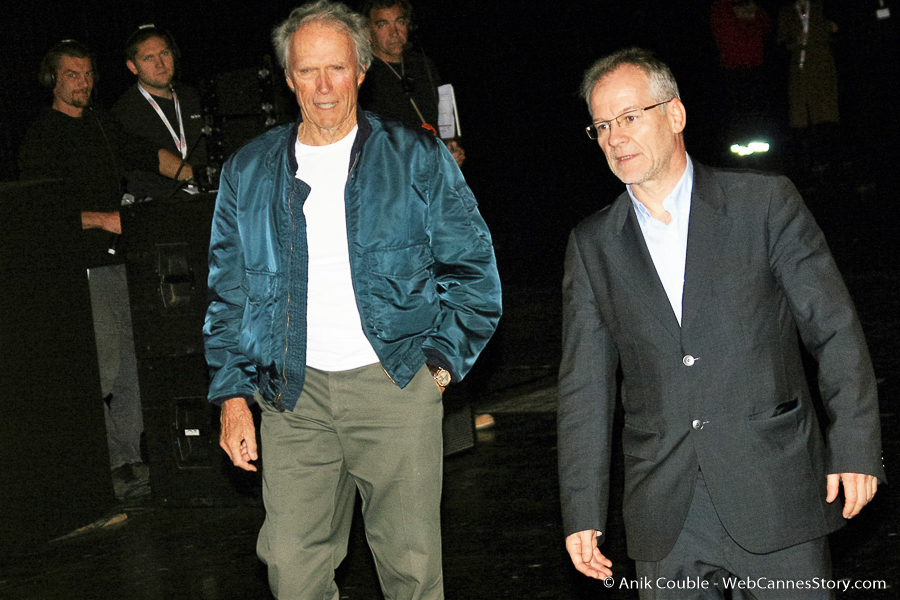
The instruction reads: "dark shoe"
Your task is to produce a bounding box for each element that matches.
[129,462,150,485]
[112,464,150,500]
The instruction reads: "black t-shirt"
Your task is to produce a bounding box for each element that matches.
[359,50,441,129]
[18,106,158,266]
[112,82,207,200]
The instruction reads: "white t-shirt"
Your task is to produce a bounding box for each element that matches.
[295,126,379,371]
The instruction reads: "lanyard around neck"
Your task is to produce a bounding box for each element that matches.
[379,56,429,128]
[796,0,810,31]
[137,83,187,159]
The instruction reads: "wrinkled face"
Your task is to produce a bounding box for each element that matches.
[53,55,94,111]
[285,22,364,145]
[127,36,175,93]
[588,65,684,190]
[369,5,408,61]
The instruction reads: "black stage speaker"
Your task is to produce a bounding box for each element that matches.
[442,401,475,456]
[123,194,260,506]
[137,354,260,506]
[441,388,475,457]
[202,62,295,166]
[124,196,214,359]
[0,179,115,547]
[206,62,295,120]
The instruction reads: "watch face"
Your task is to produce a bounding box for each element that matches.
[434,369,451,386]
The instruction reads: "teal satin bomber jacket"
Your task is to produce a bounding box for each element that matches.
[204,109,501,412]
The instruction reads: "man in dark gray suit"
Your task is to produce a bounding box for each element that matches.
[558,48,885,598]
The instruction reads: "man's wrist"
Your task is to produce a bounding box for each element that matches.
[427,364,451,387]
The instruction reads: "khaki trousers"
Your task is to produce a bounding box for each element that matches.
[257,363,444,600]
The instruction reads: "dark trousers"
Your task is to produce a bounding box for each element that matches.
[634,470,834,599]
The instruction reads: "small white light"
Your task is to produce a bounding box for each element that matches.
[184,429,201,437]
[730,141,770,156]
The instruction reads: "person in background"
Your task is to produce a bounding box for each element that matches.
[777,0,840,176]
[359,0,465,167]
[710,0,773,141]
[360,0,498,431]
[113,25,207,199]
[19,40,192,500]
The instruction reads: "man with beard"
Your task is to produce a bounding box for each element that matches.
[19,40,192,499]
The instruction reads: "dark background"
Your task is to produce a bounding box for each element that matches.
[3,0,892,288]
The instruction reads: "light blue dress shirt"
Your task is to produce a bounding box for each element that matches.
[627,154,694,325]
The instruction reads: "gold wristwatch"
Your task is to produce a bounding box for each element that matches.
[427,364,451,387]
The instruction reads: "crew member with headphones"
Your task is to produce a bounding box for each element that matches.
[113,25,208,200]
[18,40,192,500]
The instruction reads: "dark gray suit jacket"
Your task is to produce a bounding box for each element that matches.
[558,162,886,562]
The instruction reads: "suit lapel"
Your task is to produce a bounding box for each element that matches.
[681,164,733,332]
[607,192,682,343]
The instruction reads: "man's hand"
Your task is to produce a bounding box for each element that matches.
[81,211,121,234]
[826,472,878,518]
[565,529,613,579]
[179,163,195,182]
[445,139,465,167]
[220,397,258,472]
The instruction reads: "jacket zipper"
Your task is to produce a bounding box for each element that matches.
[278,183,295,403]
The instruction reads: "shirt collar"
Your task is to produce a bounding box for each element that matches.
[628,153,694,226]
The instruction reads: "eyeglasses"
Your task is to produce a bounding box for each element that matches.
[585,99,673,140]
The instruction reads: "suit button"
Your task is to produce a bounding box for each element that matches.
[683,355,696,366]
[692,419,704,430]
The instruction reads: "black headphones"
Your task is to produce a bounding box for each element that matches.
[38,39,97,89]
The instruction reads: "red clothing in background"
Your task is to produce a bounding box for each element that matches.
[711,0,772,68]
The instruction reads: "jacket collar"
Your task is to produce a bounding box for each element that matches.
[610,195,683,342]
[285,105,373,175]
